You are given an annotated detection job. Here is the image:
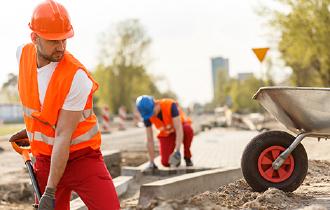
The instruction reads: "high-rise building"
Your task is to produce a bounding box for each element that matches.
[211,57,229,96]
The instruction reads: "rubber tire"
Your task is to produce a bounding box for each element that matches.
[241,130,308,192]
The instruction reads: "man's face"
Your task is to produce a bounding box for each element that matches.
[32,33,67,62]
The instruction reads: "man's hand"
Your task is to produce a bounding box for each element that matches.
[169,151,181,167]
[38,187,55,210]
[9,129,30,147]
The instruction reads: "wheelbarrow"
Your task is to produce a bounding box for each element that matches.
[11,138,41,209]
[241,87,330,192]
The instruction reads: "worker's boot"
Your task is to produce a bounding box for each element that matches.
[184,157,193,167]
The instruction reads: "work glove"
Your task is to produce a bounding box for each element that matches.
[9,129,30,147]
[169,151,181,167]
[38,187,55,210]
[146,161,158,170]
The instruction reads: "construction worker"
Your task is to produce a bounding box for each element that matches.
[9,1,120,209]
[136,95,194,168]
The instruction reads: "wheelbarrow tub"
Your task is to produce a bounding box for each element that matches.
[254,87,330,135]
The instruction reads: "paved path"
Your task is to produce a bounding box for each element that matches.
[150,128,258,170]
[191,128,258,169]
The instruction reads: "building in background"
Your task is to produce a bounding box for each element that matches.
[0,104,23,123]
[0,89,23,123]
[211,57,229,97]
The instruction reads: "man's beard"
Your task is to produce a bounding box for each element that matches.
[38,49,64,62]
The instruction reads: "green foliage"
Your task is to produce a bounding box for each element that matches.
[213,73,261,113]
[228,77,261,113]
[93,19,162,113]
[271,0,330,86]
[0,73,19,103]
[213,69,230,106]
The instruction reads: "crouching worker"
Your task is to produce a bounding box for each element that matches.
[136,95,194,168]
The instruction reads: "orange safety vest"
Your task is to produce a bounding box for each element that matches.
[149,99,191,137]
[18,43,101,156]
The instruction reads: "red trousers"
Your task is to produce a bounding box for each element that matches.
[34,147,120,210]
[158,123,194,167]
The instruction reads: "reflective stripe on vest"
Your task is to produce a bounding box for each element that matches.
[27,130,33,141]
[22,105,93,122]
[22,106,36,118]
[30,124,99,146]
[158,125,175,134]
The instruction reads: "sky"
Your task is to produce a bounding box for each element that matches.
[0,0,288,106]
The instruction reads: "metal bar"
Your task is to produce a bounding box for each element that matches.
[25,160,42,201]
[272,132,309,170]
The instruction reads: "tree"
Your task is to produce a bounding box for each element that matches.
[213,69,230,106]
[228,76,261,113]
[1,73,19,103]
[268,0,330,86]
[94,19,162,113]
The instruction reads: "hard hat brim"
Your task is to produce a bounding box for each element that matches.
[142,111,154,121]
[35,28,74,40]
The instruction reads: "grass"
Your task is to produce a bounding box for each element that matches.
[0,123,25,136]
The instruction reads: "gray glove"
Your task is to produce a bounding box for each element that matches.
[38,187,55,210]
[169,151,181,167]
[146,161,158,170]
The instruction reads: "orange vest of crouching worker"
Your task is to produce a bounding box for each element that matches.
[149,99,191,138]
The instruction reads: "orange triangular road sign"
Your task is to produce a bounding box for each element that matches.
[252,48,269,62]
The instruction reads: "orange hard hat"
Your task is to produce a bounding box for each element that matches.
[29,0,74,40]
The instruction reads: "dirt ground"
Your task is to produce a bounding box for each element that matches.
[0,150,150,210]
[2,144,330,210]
[2,120,330,210]
[1,160,330,210]
[121,151,151,167]
[0,181,33,210]
[130,160,330,210]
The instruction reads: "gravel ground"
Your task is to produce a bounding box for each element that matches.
[129,160,330,210]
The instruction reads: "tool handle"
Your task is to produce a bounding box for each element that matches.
[26,160,42,201]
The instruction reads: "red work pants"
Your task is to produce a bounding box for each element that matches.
[34,147,120,210]
[158,123,194,167]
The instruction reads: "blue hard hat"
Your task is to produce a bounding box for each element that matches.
[136,95,155,120]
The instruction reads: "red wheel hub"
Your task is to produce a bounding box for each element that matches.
[258,146,294,183]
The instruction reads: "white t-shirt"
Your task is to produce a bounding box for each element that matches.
[17,45,93,111]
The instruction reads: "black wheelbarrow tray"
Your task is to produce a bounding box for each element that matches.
[241,87,330,192]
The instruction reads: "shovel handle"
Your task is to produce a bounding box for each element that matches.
[26,160,42,201]
[11,140,42,203]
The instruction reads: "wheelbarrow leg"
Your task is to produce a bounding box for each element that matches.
[272,132,309,170]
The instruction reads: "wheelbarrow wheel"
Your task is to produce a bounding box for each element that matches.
[241,130,308,192]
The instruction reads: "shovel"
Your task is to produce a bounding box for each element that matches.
[11,139,41,209]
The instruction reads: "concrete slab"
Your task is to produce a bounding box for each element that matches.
[70,197,86,210]
[138,167,242,207]
[121,166,143,179]
[142,166,210,176]
[102,150,121,177]
[135,156,211,176]
[115,176,134,196]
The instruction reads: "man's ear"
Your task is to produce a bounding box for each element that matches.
[30,32,38,44]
